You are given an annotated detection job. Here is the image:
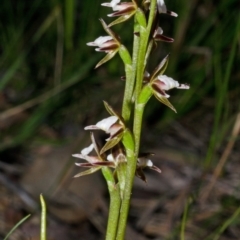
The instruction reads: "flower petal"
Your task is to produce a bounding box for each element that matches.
[87,36,113,47]
[107,153,114,162]
[157,75,189,90]
[72,153,85,159]
[157,0,167,13]
[150,165,162,173]
[152,90,177,113]
[101,0,121,9]
[81,143,94,155]
[157,0,178,17]
[96,116,119,132]
[85,115,118,132]
[95,50,119,68]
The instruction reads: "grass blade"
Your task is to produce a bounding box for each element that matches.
[3,214,31,240]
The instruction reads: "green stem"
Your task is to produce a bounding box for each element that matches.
[134,0,157,156]
[102,167,121,240]
[116,147,136,240]
[121,18,140,123]
[117,162,127,199]
[133,103,145,155]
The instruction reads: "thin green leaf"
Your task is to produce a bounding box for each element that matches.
[4,214,31,240]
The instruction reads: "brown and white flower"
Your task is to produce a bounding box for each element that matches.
[102,0,137,26]
[151,75,189,98]
[85,101,126,154]
[87,19,121,68]
[153,26,174,43]
[136,153,161,182]
[73,133,115,178]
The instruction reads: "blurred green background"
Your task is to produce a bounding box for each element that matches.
[1,0,239,158]
[0,0,240,238]
[0,0,239,163]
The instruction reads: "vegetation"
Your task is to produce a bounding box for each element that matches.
[0,0,239,239]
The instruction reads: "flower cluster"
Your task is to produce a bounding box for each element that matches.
[73,102,160,182]
[75,0,190,182]
[139,55,189,112]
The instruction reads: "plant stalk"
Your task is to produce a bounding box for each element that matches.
[102,167,121,240]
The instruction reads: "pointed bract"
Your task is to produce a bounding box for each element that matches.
[152,90,177,112]
[150,54,169,81]
[100,132,124,154]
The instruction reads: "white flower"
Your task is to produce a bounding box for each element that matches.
[157,75,190,91]
[72,143,99,165]
[151,74,190,112]
[157,0,167,13]
[107,154,114,162]
[136,153,161,182]
[101,0,137,22]
[138,158,154,167]
[81,143,94,156]
[101,0,121,11]
[155,26,163,36]
[153,26,174,42]
[84,116,118,133]
[87,36,114,51]
[157,0,178,17]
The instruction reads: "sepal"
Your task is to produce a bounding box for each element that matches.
[100,131,124,154]
[150,54,169,82]
[152,90,176,112]
[95,50,119,68]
